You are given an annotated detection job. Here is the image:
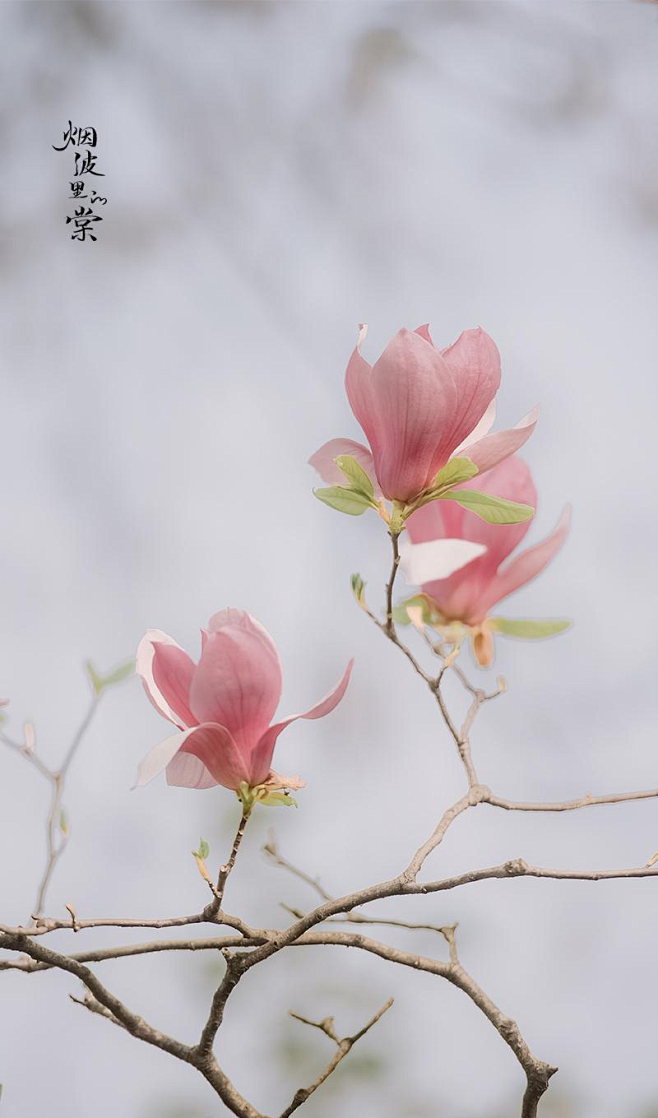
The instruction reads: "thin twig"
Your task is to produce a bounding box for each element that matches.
[288,929,555,1116]
[384,531,401,635]
[204,809,251,918]
[264,832,333,902]
[1,692,102,920]
[280,998,394,1117]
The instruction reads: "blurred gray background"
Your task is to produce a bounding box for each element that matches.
[1,2,657,1116]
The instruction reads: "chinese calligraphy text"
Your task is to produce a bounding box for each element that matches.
[53,120,107,242]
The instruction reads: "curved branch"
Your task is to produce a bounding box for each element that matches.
[289,929,555,1117]
[0,931,262,1118]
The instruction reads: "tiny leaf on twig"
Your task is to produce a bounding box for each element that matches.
[85,658,134,696]
[350,573,367,608]
[192,838,210,860]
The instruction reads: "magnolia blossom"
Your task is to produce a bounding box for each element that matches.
[401,456,570,665]
[134,609,353,792]
[310,324,537,504]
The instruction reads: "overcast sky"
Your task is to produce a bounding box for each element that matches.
[1,4,658,1117]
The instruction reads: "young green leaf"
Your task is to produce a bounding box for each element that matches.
[350,573,367,608]
[487,618,571,639]
[85,658,134,695]
[313,487,373,516]
[334,455,374,498]
[441,489,534,524]
[428,456,478,492]
[259,791,297,808]
[100,661,134,687]
[197,838,210,860]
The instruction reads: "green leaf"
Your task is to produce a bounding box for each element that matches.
[85,661,103,695]
[429,456,478,492]
[59,809,68,836]
[313,487,372,516]
[85,658,134,695]
[191,837,210,861]
[101,660,134,687]
[350,573,366,608]
[259,791,298,808]
[334,455,374,498]
[488,617,572,639]
[442,489,534,524]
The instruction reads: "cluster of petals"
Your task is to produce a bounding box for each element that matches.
[401,455,570,637]
[310,323,538,504]
[134,609,352,792]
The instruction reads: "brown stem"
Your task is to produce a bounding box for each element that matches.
[204,808,251,918]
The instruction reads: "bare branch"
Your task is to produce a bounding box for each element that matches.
[196,950,245,1059]
[1,931,261,1118]
[0,907,253,939]
[486,787,658,813]
[280,998,393,1117]
[0,933,266,972]
[263,832,333,903]
[288,929,555,1117]
[1,692,102,921]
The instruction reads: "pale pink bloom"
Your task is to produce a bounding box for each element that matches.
[403,455,569,641]
[310,324,537,503]
[134,609,353,792]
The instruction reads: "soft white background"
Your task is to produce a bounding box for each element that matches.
[1,3,657,1116]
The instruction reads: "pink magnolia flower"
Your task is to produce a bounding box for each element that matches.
[310,324,537,504]
[401,456,570,665]
[134,609,353,792]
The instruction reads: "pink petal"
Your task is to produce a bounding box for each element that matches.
[136,629,197,730]
[460,406,538,477]
[133,721,252,791]
[175,722,252,790]
[165,751,217,789]
[406,456,538,625]
[206,609,281,664]
[189,618,282,746]
[133,723,212,788]
[414,323,433,345]
[458,455,537,571]
[308,438,381,498]
[369,329,459,501]
[477,506,571,617]
[437,328,501,454]
[453,398,496,455]
[247,659,354,786]
[344,324,382,459]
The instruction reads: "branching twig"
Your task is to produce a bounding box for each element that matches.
[280,997,394,1117]
[1,691,102,920]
